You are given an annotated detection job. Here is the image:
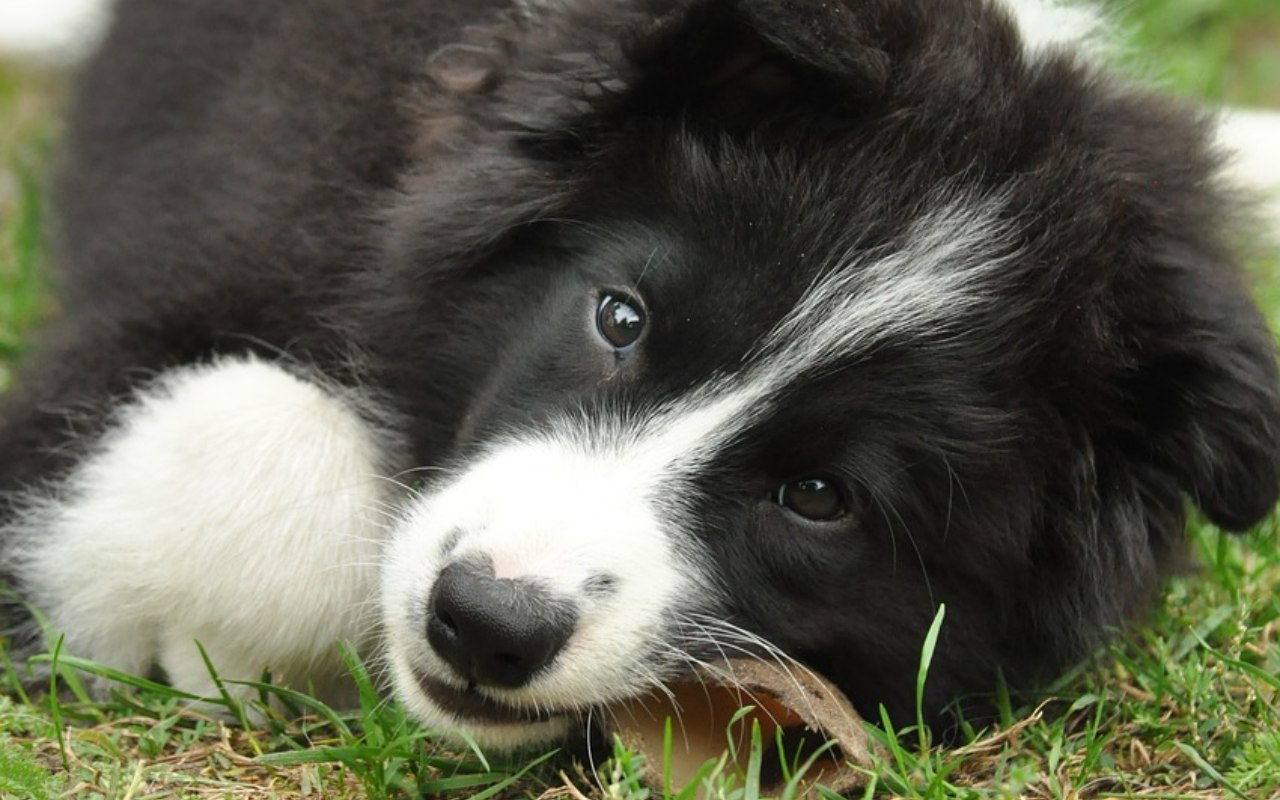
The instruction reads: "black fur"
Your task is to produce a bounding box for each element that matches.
[3,0,1278,735]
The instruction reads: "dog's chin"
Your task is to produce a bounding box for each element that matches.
[389,655,577,751]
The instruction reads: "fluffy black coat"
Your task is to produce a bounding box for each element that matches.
[3,0,1278,734]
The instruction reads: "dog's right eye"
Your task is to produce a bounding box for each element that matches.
[774,477,847,521]
[597,294,646,350]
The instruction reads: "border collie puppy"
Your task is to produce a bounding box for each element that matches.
[2,0,1278,750]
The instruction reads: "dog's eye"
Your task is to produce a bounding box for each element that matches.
[774,477,846,521]
[597,294,645,350]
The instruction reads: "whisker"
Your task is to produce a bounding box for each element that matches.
[670,615,802,732]
[678,612,847,718]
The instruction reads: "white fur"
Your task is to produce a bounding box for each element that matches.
[382,192,1015,747]
[751,195,1016,393]
[11,358,396,704]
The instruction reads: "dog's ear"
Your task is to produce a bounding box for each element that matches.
[622,0,891,120]
[1134,245,1280,532]
[1067,102,1280,534]
[422,0,897,154]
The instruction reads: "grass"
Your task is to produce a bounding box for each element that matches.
[2,1,1280,798]
[0,68,57,391]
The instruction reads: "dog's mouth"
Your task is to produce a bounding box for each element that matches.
[413,667,571,725]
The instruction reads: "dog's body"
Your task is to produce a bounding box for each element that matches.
[3,0,1279,748]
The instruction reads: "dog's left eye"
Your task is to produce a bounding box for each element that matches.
[774,477,847,521]
[597,294,646,350]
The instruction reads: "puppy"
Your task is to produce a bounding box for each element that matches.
[2,0,1278,750]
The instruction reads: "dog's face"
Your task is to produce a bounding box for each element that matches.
[367,0,1280,748]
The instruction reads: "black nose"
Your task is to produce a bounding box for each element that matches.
[426,561,577,688]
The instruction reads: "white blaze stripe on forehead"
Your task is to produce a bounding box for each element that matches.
[748,195,1016,397]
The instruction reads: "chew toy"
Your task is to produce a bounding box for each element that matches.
[605,658,876,795]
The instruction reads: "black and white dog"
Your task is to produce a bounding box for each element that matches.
[2,0,1278,750]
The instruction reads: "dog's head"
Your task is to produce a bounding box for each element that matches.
[357,0,1280,748]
